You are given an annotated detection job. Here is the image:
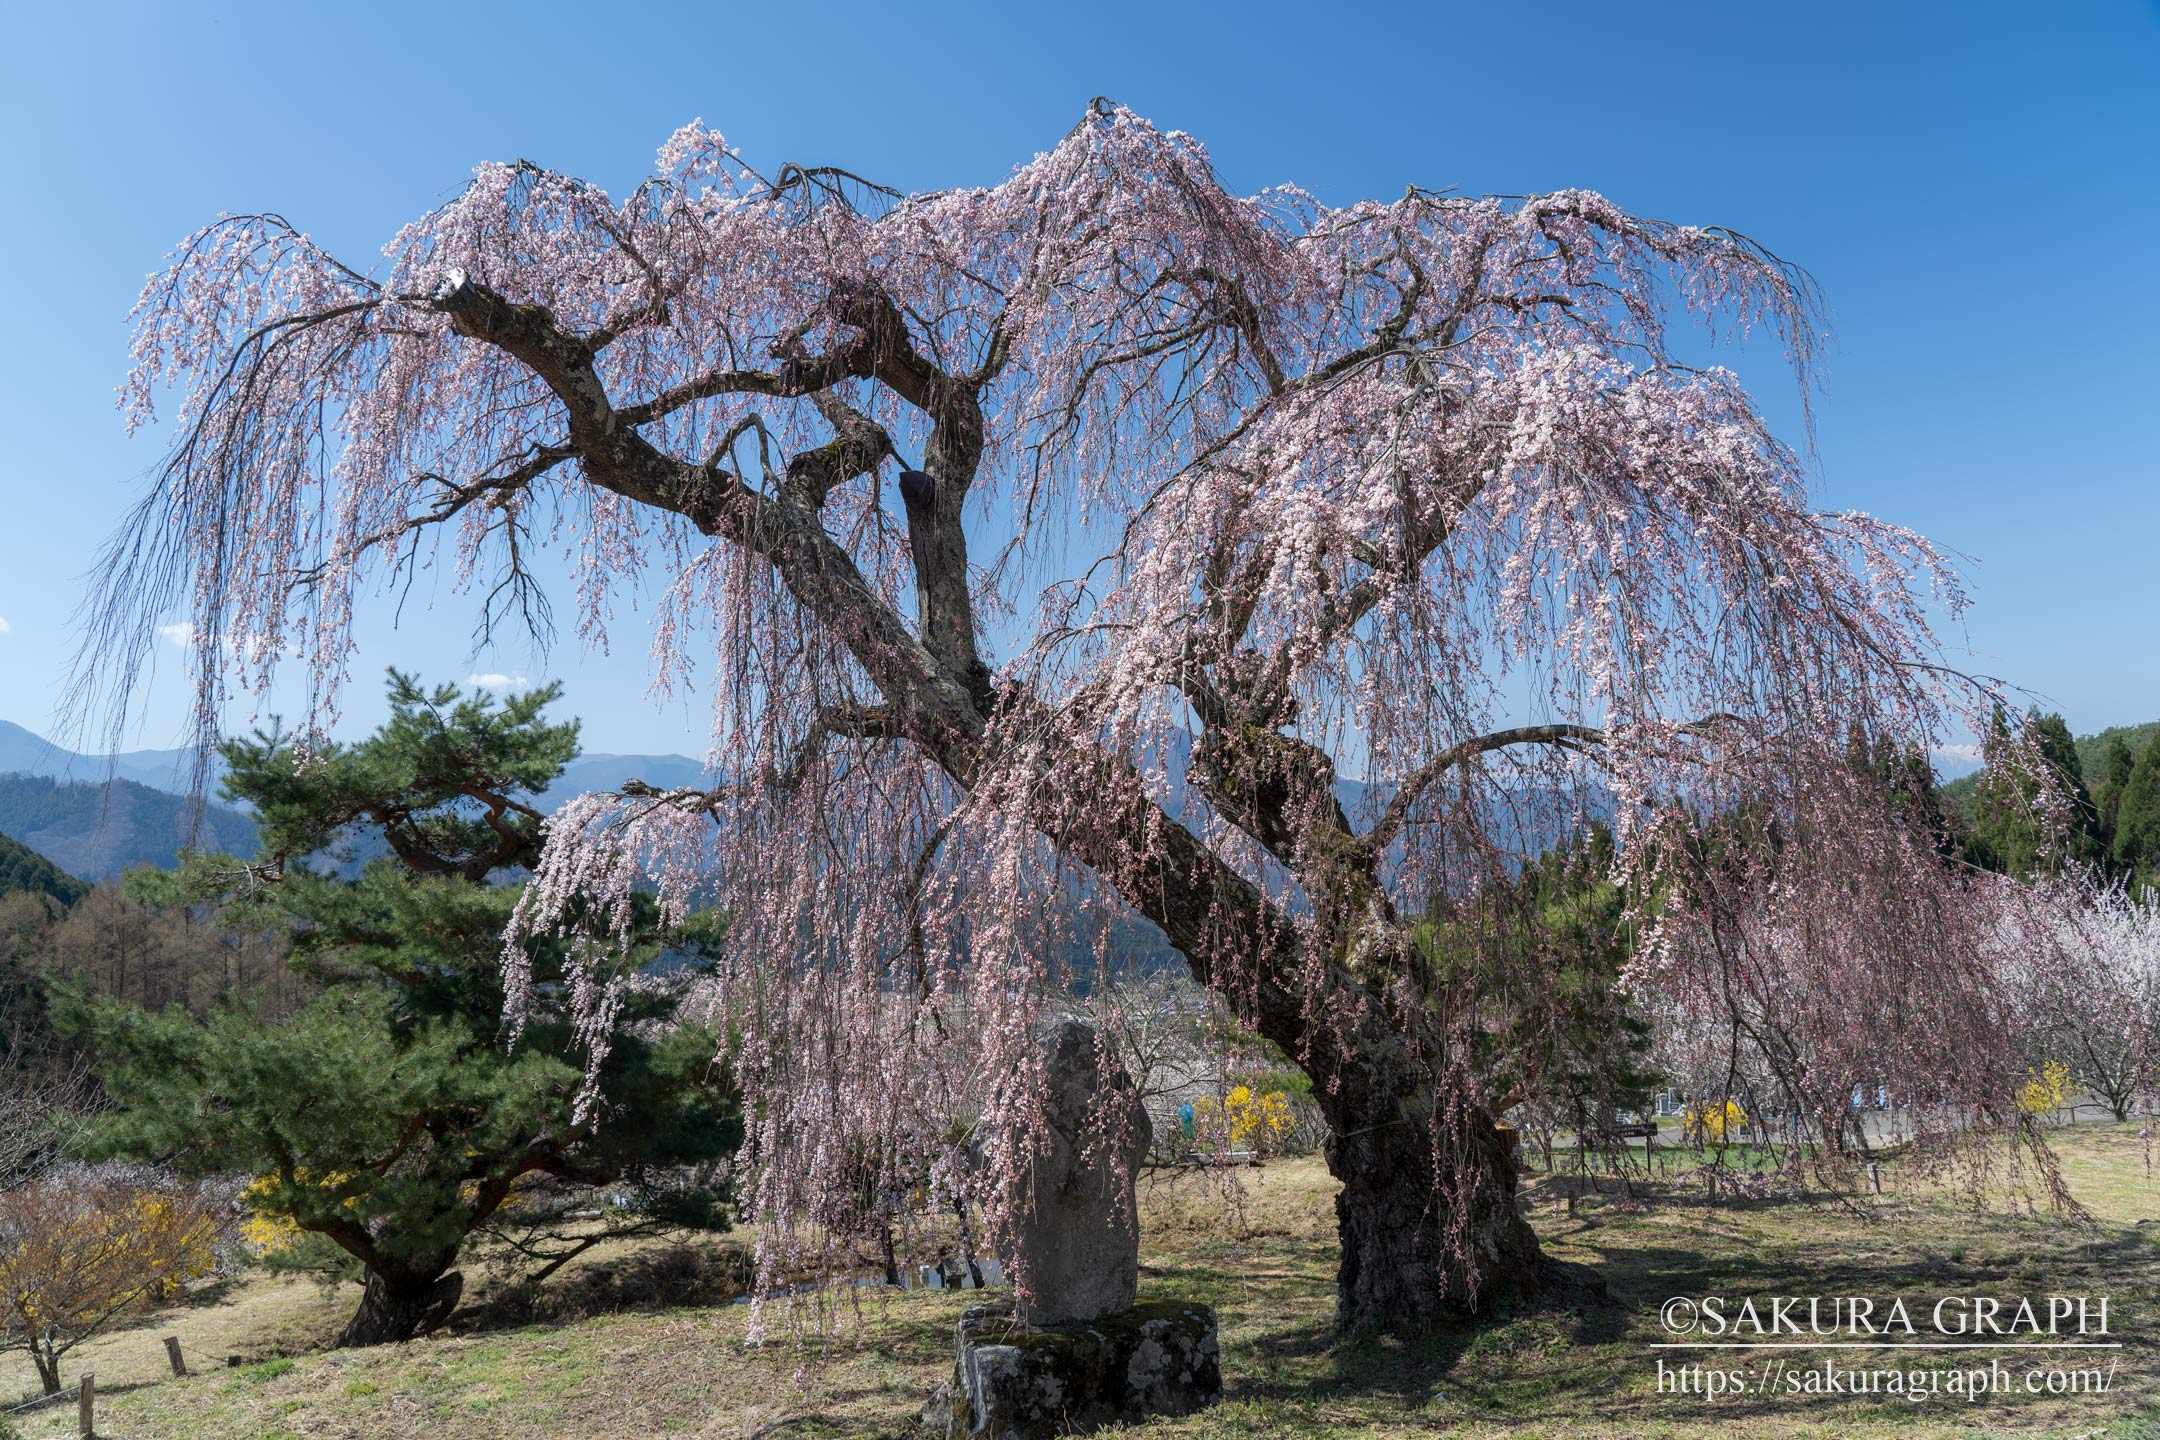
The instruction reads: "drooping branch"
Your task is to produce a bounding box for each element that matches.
[1360,714,1757,855]
[1362,725,1609,855]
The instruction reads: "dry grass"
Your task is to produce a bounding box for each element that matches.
[7,1125,2160,1438]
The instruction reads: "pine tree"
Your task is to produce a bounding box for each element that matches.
[70,673,741,1346]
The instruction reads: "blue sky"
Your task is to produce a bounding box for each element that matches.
[0,0,2154,759]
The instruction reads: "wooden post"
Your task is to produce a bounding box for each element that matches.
[164,1335,188,1376]
[1867,1161,1882,1194]
[78,1371,94,1438]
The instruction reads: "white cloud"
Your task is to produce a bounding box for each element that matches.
[0,616,12,633]
[1931,744,1982,763]
[156,621,197,649]
[467,672,532,692]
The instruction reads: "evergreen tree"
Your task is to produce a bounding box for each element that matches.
[2113,732,2160,892]
[2095,732,2139,862]
[1422,824,1660,1152]
[1846,725,1958,860]
[69,673,741,1346]
[1967,709,2101,878]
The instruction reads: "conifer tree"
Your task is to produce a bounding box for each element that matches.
[2094,732,2139,863]
[1968,710,2100,877]
[2113,733,2160,892]
[1848,725,1958,859]
[71,674,741,1346]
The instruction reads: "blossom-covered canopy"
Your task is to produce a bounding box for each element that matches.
[103,103,2036,1327]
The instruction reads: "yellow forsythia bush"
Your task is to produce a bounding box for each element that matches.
[1687,1098,1747,1144]
[239,1170,357,1258]
[126,1192,222,1301]
[459,1169,547,1211]
[1193,1085,1294,1153]
[2018,1060,2070,1117]
[0,1166,228,1392]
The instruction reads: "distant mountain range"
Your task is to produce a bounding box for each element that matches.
[0,718,719,885]
[0,719,222,796]
[0,718,714,810]
[0,773,259,882]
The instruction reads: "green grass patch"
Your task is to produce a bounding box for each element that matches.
[6,1125,2159,1437]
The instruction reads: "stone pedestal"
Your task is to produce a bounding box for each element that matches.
[924,1299,1221,1439]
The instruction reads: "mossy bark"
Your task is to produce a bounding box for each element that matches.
[1325,1087,1543,1331]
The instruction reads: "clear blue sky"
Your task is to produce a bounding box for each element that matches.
[1,0,2154,758]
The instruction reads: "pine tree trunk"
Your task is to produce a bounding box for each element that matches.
[337,1264,463,1347]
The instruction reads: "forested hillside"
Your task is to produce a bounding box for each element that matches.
[2080,721,2160,784]
[1941,717,2159,821]
[0,773,257,881]
[0,831,88,905]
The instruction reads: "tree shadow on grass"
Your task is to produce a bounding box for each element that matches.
[1223,1277,1634,1419]
[446,1242,756,1338]
[1203,1210,2160,1430]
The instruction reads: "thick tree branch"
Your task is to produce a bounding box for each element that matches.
[1363,724,1609,856]
[549,272,996,715]
[785,392,893,508]
[428,276,987,753]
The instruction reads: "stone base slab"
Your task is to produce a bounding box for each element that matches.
[924,1298,1221,1438]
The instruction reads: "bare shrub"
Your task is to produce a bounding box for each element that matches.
[0,1164,231,1393]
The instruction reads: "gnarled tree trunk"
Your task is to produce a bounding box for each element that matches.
[337,1261,463,1347]
[1262,961,1546,1330]
[1322,1080,1542,1330]
[1175,727,1552,1330]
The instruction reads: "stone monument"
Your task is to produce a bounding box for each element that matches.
[925,1019,1221,1438]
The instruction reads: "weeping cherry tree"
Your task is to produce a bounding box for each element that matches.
[94,102,2051,1332]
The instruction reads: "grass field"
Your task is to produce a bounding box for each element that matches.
[8,1124,2160,1439]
